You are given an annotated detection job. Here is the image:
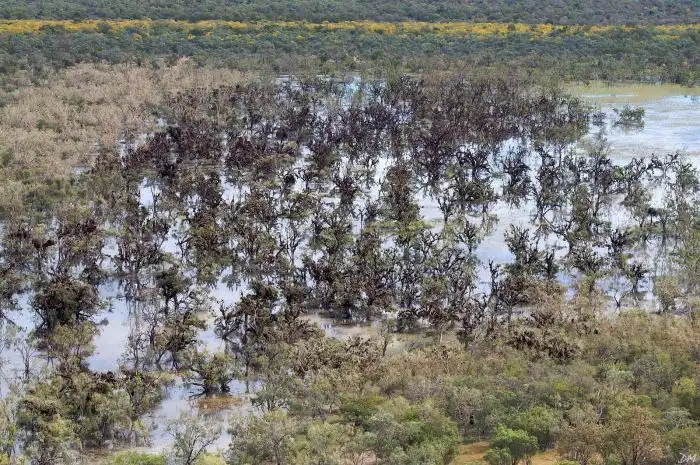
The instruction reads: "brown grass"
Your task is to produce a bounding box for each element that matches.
[451,441,490,464]
[197,394,246,413]
[451,442,560,465]
[0,62,252,216]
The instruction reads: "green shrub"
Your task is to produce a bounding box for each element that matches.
[195,453,227,465]
[111,452,167,465]
[489,425,538,465]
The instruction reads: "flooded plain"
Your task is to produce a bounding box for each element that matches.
[2,82,699,455]
[133,82,700,452]
[569,83,700,161]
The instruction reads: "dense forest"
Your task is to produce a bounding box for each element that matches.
[0,0,697,24]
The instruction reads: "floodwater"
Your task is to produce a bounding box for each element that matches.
[569,83,700,161]
[126,83,700,453]
[1,83,698,456]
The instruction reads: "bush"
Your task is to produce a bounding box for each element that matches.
[111,452,167,465]
[505,405,562,449]
[613,105,645,128]
[485,447,513,465]
[194,453,227,465]
[489,425,538,465]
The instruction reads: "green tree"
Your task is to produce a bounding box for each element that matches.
[184,349,237,394]
[507,405,562,450]
[0,395,18,464]
[485,448,514,465]
[672,378,699,420]
[227,409,300,465]
[366,397,460,465]
[17,382,78,465]
[664,426,700,463]
[488,426,538,465]
[297,421,374,465]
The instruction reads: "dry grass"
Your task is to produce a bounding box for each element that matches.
[451,442,490,464]
[0,62,252,216]
[451,442,560,465]
[197,394,246,413]
[530,450,561,465]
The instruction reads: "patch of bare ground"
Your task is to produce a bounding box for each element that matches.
[451,442,560,465]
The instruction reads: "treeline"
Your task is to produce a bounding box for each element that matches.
[0,24,697,83]
[0,0,697,24]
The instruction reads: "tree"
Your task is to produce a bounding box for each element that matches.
[557,422,604,465]
[32,276,100,334]
[41,322,96,376]
[111,452,167,465]
[603,406,663,465]
[663,426,700,464]
[214,282,278,378]
[488,426,538,465]
[167,411,222,465]
[16,382,78,465]
[506,405,562,450]
[0,394,18,464]
[298,421,374,465]
[613,106,645,129]
[227,409,300,465]
[184,349,237,395]
[365,397,460,465]
[672,378,699,419]
[654,276,681,314]
[485,448,514,465]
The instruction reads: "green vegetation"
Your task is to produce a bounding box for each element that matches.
[111,452,166,465]
[0,0,696,24]
[487,426,538,465]
[613,105,646,128]
[0,21,696,83]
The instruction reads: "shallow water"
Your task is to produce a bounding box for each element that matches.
[146,84,700,451]
[2,83,698,456]
[571,83,700,160]
[568,82,700,104]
